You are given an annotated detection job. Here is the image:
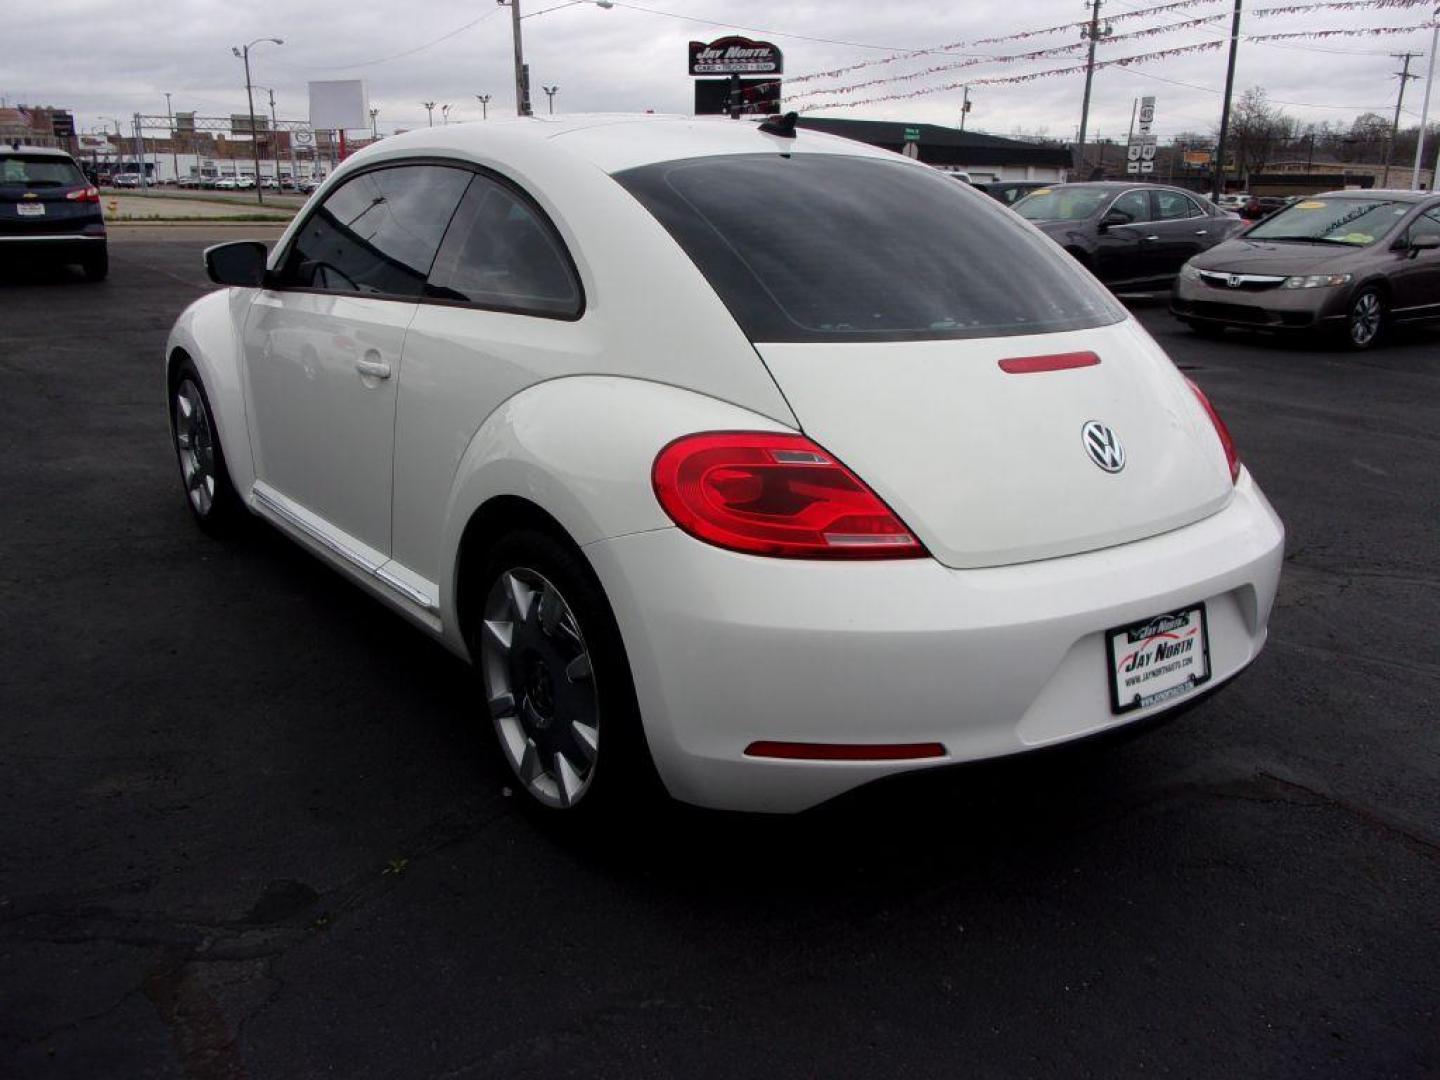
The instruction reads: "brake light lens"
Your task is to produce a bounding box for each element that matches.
[1186,378,1240,483]
[652,432,926,559]
[65,186,100,203]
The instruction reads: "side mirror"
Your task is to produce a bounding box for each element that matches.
[1099,210,1131,232]
[204,241,269,287]
[1409,233,1440,253]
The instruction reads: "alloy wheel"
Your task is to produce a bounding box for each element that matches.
[480,567,599,808]
[173,379,217,516]
[1349,291,1382,348]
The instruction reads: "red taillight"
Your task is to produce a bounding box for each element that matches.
[1186,378,1240,483]
[65,186,100,203]
[652,432,926,559]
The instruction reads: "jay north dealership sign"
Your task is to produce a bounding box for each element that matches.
[688,36,784,75]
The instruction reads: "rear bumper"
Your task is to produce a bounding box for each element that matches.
[585,471,1284,813]
[1171,277,1348,330]
[0,232,107,263]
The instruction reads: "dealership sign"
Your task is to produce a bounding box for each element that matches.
[688,36,784,75]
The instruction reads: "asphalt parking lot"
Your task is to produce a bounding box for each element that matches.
[2,227,1437,1079]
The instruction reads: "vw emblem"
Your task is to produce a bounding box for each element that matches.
[1227,274,1243,288]
[1081,420,1126,473]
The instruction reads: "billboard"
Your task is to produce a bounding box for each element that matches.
[231,113,270,135]
[309,80,370,131]
[688,36,783,75]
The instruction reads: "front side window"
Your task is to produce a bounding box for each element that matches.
[425,174,581,317]
[276,164,470,297]
[1109,190,1150,223]
[1154,190,1200,221]
[615,154,1124,343]
[1409,205,1440,243]
[1246,197,1412,247]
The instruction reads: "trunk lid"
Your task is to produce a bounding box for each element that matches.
[756,319,1234,569]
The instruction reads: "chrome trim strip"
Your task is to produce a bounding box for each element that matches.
[251,485,381,573]
[1198,270,1287,285]
[251,486,437,612]
[374,568,437,611]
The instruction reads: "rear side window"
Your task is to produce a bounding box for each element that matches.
[616,155,1123,343]
[277,164,470,297]
[0,154,86,189]
[425,174,581,317]
[1154,190,1201,220]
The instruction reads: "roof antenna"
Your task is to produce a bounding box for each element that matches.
[758,111,797,139]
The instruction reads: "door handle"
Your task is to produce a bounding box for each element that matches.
[355,359,391,380]
[1194,229,1208,236]
[1141,235,1160,242]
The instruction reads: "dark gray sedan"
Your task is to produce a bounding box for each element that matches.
[1171,190,1440,349]
[1013,182,1244,290]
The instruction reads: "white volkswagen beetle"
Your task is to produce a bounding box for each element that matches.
[166,114,1284,815]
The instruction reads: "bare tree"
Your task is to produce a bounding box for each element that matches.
[1217,87,1295,180]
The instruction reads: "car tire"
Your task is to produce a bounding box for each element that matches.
[169,358,242,534]
[81,248,108,282]
[471,528,656,821]
[1344,286,1386,350]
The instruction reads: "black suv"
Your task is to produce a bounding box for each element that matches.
[1,144,108,281]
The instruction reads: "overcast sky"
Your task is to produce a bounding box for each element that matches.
[5,1,1435,142]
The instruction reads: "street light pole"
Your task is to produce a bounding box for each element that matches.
[476,94,491,119]
[423,101,436,126]
[369,108,379,139]
[442,104,453,124]
[543,86,559,114]
[231,37,283,205]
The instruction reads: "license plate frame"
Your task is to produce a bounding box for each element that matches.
[1105,603,1211,715]
[16,202,45,217]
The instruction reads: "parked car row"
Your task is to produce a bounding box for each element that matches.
[1004,181,1440,350]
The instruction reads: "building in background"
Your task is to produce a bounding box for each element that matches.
[793,117,1072,183]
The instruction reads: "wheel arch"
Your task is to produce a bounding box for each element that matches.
[433,374,796,655]
[165,290,257,498]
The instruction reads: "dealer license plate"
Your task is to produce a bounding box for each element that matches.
[1106,604,1210,714]
[17,203,45,217]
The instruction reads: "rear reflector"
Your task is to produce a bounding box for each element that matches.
[745,741,947,761]
[998,351,1100,374]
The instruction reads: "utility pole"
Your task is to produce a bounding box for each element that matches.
[423,101,436,127]
[1413,10,1439,189]
[476,94,491,119]
[369,107,379,140]
[164,92,180,186]
[503,0,531,115]
[543,85,558,114]
[959,86,972,133]
[1383,51,1422,187]
[1076,0,1112,178]
[1211,0,1243,201]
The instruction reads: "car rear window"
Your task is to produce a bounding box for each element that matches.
[0,154,86,189]
[615,154,1124,344]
